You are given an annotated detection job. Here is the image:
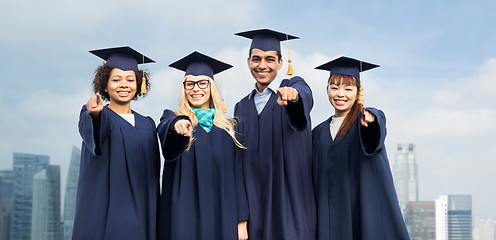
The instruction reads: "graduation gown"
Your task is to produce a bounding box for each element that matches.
[312,108,409,240]
[234,76,316,240]
[73,105,160,240]
[156,110,249,240]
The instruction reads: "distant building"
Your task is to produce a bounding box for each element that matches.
[0,170,13,239]
[0,199,11,240]
[0,170,12,209]
[473,218,495,240]
[63,146,80,240]
[31,165,62,240]
[404,201,435,240]
[10,152,49,240]
[392,143,418,212]
[436,195,472,240]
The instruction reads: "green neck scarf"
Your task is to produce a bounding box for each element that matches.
[192,107,216,132]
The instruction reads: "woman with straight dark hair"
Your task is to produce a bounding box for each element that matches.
[312,56,409,240]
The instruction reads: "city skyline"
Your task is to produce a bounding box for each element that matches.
[1,151,72,240]
[0,144,494,240]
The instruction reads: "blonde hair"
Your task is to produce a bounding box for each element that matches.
[175,76,245,149]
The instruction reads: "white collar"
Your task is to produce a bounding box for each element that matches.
[250,75,283,99]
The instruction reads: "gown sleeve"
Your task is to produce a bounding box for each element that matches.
[359,107,387,156]
[283,76,313,131]
[78,105,111,156]
[156,109,191,161]
[233,104,250,221]
[235,146,249,222]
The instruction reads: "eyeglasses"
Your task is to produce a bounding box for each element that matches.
[183,80,210,90]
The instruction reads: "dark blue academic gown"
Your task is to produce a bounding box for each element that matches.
[312,108,409,240]
[234,76,316,240]
[73,106,160,240]
[156,110,249,240]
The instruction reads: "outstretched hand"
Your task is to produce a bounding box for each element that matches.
[174,119,193,138]
[360,106,376,127]
[276,86,299,106]
[86,93,103,118]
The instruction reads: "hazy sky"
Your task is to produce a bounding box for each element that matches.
[1,0,495,221]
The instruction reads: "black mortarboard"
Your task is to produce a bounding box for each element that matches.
[235,29,299,52]
[169,51,233,80]
[89,46,155,71]
[315,56,379,80]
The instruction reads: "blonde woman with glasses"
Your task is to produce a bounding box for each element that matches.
[156,52,248,240]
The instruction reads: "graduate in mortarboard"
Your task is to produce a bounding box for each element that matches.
[312,57,409,240]
[233,29,316,240]
[73,46,160,240]
[156,51,249,240]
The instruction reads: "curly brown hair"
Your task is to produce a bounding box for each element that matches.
[92,64,151,101]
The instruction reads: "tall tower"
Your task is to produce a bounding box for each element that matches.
[31,165,62,240]
[63,146,80,240]
[10,152,49,240]
[436,195,472,240]
[392,143,418,211]
[0,170,13,240]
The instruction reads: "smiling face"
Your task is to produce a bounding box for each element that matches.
[247,48,283,92]
[327,74,359,117]
[105,68,137,106]
[184,75,212,109]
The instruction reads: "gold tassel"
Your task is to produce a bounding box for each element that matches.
[357,61,364,104]
[286,34,293,75]
[140,55,147,94]
[141,76,147,94]
[287,59,293,75]
[221,98,227,113]
[358,87,364,104]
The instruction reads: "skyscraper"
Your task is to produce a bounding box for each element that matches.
[404,201,436,240]
[473,218,495,240]
[436,195,472,240]
[392,143,418,211]
[63,146,80,240]
[31,165,62,240]
[0,170,13,239]
[0,199,11,240]
[10,152,49,240]
[0,170,12,210]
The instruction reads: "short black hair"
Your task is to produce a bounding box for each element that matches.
[248,48,282,61]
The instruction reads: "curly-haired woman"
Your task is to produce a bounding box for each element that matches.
[73,46,160,240]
